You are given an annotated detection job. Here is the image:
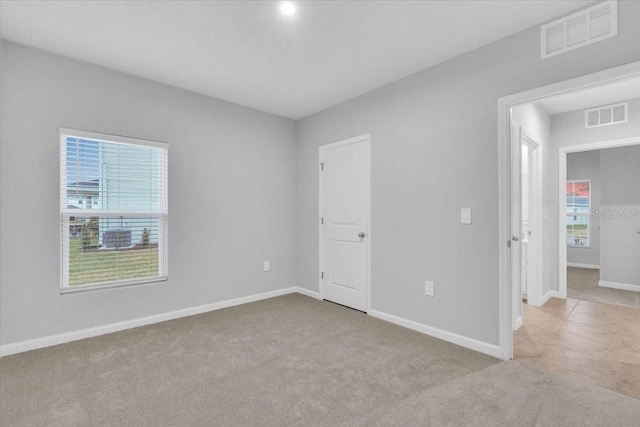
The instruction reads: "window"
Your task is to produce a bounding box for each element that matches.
[566,180,590,247]
[60,129,168,291]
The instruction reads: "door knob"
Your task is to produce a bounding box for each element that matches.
[512,236,519,242]
[358,232,366,241]
[637,230,640,234]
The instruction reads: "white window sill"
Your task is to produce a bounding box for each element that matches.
[567,246,591,249]
[61,276,167,295]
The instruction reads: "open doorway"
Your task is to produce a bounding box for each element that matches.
[559,144,640,309]
[559,141,640,305]
[499,61,640,399]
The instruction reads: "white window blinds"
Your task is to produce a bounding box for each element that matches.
[59,128,168,290]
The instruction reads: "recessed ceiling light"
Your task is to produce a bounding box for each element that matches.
[280,2,296,16]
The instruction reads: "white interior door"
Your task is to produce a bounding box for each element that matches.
[510,123,523,330]
[521,144,530,298]
[320,135,370,312]
[521,130,542,306]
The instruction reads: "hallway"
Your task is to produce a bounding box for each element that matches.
[514,296,640,399]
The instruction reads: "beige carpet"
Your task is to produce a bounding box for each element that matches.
[2,293,640,426]
[568,267,640,309]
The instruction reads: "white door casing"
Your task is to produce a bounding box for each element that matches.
[319,134,370,312]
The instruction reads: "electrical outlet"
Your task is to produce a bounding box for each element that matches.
[263,261,270,272]
[425,280,434,297]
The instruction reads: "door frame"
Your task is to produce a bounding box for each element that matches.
[318,133,372,313]
[558,137,640,299]
[498,61,640,360]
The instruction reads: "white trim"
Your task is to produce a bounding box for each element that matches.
[295,287,322,300]
[498,61,640,361]
[318,133,371,313]
[60,276,167,294]
[514,316,523,331]
[1,287,311,357]
[369,310,502,359]
[2,287,505,358]
[559,150,568,298]
[567,263,600,269]
[599,280,640,292]
[59,127,169,149]
[540,290,560,306]
[558,137,640,300]
[557,137,640,153]
[498,96,512,361]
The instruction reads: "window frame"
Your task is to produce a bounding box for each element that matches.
[59,128,169,293]
[566,179,591,248]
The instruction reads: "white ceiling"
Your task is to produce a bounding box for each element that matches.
[537,77,640,115]
[0,0,592,119]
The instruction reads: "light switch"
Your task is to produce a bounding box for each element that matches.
[425,280,435,297]
[461,208,472,225]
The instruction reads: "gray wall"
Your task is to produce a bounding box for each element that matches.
[296,1,640,345]
[0,40,297,345]
[567,150,601,267]
[601,145,640,206]
[547,97,640,292]
[600,145,640,286]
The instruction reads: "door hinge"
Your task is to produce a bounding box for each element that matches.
[507,240,512,248]
[321,217,324,225]
[320,162,324,171]
[321,272,324,279]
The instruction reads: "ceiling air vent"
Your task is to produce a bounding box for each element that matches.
[585,103,628,128]
[541,0,617,59]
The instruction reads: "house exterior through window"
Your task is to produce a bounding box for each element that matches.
[566,179,590,247]
[60,129,168,291]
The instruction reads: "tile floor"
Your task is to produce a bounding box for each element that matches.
[514,297,640,399]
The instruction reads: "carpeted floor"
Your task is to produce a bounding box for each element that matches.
[2,293,640,426]
[568,267,640,309]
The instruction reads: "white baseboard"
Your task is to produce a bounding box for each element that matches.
[599,280,640,292]
[1,286,313,357]
[540,290,560,306]
[1,287,502,359]
[368,310,502,359]
[514,316,523,331]
[567,263,600,269]
[295,287,322,300]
